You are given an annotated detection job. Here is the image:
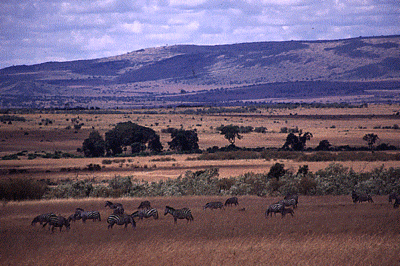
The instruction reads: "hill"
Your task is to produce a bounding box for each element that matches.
[1,35,399,108]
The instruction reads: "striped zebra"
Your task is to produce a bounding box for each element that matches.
[31,213,57,227]
[48,215,70,232]
[164,206,194,224]
[132,208,159,220]
[138,201,152,209]
[284,193,299,206]
[67,213,81,222]
[224,197,239,207]
[75,208,101,222]
[278,198,298,209]
[105,201,124,215]
[265,202,285,218]
[107,214,136,229]
[203,202,224,210]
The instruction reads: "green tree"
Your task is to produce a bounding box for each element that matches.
[218,125,242,146]
[282,131,313,151]
[268,163,286,180]
[168,129,199,152]
[82,130,105,157]
[363,133,379,151]
[105,122,162,155]
[315,139,332,151]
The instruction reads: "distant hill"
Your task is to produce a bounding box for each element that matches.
[1,35,399,108]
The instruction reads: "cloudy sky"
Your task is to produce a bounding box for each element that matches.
[1,0,399,69]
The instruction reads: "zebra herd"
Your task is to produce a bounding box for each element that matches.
[32,192,397,233]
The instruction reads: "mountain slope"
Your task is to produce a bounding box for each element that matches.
[1,35,399,108]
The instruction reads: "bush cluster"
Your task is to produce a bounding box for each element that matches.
[33,164,400,199]
[0,178,48,201]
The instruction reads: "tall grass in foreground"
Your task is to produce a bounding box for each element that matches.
[1,196,399,265]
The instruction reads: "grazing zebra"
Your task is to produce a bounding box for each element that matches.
[203,202,224,210]
[138,200,152,209]
[224,197,239,207]
[31,213,57,227]
[265,203,284,218]
[48,215,70,232]
[284,193,299,206]
[278,198,298,209]
[164,206,194,224]
[352,192,374,203]
[132,208,159,220]
[107,214,136,229]
[75,208,101,222]
[105,201,124,214]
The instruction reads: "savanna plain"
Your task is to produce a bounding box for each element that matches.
[1,104,400,265]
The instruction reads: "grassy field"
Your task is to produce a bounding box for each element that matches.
[1,195,399,265]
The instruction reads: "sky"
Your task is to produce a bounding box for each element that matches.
[1,0,399,69]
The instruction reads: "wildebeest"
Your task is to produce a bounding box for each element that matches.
[389,193,400,208]
[281,207,294,218]
[203,202,224,210]
[224,197,239,207]
[352,191,374,203]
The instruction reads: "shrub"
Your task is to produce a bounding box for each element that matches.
[0,178,48,200]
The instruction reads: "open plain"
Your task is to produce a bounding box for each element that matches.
[1,104,400,265]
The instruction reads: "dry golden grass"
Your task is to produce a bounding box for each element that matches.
[1,196,400,265]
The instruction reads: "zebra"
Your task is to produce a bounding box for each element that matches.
[138,200,152,209]
[48,215,70,232]
[224,197,239,207]
[107,214,136,229]
[67,213,81,222]
[203,202,224,210]
[278,198,298,209]
[31,213,57,227]
[284,193,299,206]
[75,208,101,222]
[352,192,374,203]
[132,208,159,220]
[164,206,194,224]
[265,203,285,218]
[105,201,124,214]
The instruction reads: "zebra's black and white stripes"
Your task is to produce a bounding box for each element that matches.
[164,206,194,223]
[265,203,285,218]
[107,214,136,229]
[48,215,70,232]
[74,208,101,222]
[277,198,297,209]
[132,208,159,220]
[31,213,57,227]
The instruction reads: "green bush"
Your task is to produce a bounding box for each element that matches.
[0,178,48,200]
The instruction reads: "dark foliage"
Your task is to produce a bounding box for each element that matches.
[82,130,106,157]
[168,129,199,152]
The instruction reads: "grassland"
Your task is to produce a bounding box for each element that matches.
[1,195,399,265]
[1,104,400,265]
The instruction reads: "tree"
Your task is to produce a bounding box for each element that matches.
[105,122,162,155]
[363,133,379,152]
[282,131,313,151]
[316,140,332,151]
[218,125,242,146]
[267,163,286,180]
[168,129,199,152]
[82,130,105,157]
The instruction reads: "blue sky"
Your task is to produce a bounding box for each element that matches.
[1,0,399,69]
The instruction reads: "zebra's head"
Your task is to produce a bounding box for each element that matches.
[164,206,173,215]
